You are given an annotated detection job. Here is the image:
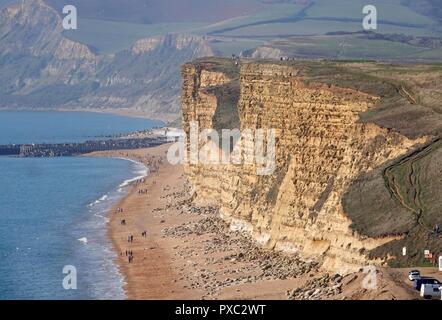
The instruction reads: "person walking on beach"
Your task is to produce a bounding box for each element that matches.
[128,251,134,263]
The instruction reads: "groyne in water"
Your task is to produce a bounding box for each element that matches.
[0,145,20,156]
[0,136,168,157]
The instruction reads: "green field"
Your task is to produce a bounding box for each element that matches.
[4,0,438,58]
[306,0,434,26]
[60,3,305,55]
[219,20,362,37]
[407,48,442,59]
[218,20,433,37]
[254,35,442,61]
[53,0,441,56]
[196,3,307,35]
[215,0,439,39]
[210,0,440,44]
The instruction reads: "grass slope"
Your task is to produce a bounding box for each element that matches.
[344,139,442,267]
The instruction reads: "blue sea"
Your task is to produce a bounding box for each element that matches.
[0,111,161,299]
[0,111,163,145]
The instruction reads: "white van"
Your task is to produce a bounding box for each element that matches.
[420,283,441,299]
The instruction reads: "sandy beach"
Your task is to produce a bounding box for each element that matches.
[87,144,423,300]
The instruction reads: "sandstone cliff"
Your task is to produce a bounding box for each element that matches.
[180,57,438,272]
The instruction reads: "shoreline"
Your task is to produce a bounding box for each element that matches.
[113,157,149,188]
[87,145,422,300]
[86,144,188,299]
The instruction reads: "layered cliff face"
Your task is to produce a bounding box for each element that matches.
[0,0,213,121]
[181,58,428,272]
[75,33,214,121]
[0,0,96,93]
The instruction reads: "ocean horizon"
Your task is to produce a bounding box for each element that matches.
[0,111,156,299]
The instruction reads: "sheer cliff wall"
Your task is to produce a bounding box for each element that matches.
[181,58,424,272]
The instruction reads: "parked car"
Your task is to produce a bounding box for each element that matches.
[414,278,442,291]
[420,283,441,299]
[408,270,421,281]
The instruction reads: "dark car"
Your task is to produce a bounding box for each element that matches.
[414,278,442,291]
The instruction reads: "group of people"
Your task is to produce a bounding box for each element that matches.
[121,232,135,263]
[111,151,164,266]
[125,250,134,263]
[145,155,164,175]
[122,231,149,263]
